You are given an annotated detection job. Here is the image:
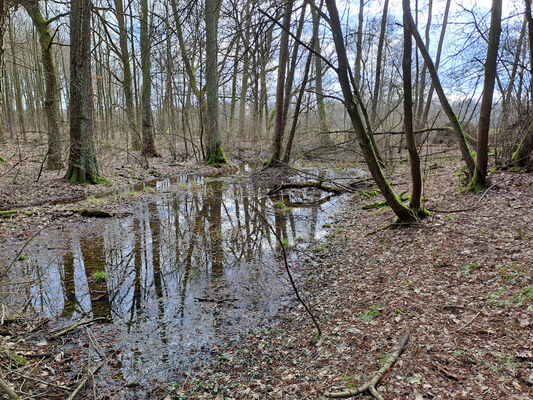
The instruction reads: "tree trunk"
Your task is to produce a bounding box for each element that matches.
[140,0,157,157]
[370,0,389,127]
[8,20,26,141]
[421,0,450,127]
[512,0,533,169]
[468,0,502,190]
[270,0,292,164]
[406,9,476,178]
[204,0,226,165]
[326,0,415,224]
[354,0,363,89]
[23,0,63,169]
[415,0,432,130]
[66,0,101,184]
[0,0,8,141]
[113,0,139,150]
[402,0,424,213]
[311,3,331,146]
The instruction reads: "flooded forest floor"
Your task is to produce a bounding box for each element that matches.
[0,143,532,399]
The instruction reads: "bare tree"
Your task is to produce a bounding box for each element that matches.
[66,0,101,183]
[469,0,502,190]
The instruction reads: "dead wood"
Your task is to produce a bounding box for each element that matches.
[0,377,21,400]
[325,333,410,399]
[50,317,108,339]
[268,179,366,196]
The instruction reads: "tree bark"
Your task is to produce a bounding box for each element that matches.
[402,0,423,212]
[270,0,292,164]
[326,0,415,224]
[469,0,502,190]
[113,0,139,150]
[405,8,476,178]
[311,3,331,146]
[140,0,157,157]
[512,0,533,169]
[370,0,389,127]
[66,0,101,184]
[204,0,226,164]
[23,0,63,170]
[421,0,450,127]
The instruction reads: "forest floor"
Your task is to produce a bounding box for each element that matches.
[0,142,532,399]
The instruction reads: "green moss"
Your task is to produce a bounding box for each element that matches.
[79,208,112,218]
[0,156,5,163]
[17,255,26,261]
[0,210,16,218]
[358,190,379,198]
[148,168,164,177]
[205,146,227,166]
[24,211,34,216]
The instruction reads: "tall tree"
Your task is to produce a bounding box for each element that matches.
[204,0,226,164]
[370,0,389,127]
[140,0,157,157]
[325,0,417,224]
[512,0,533,169]
[311,2,331,146]
[66,0,101,183]
[402,0,423,213]
[270,0,292,165]
[421,0,450,127]
[405,8,476,178]
[0,0,8,141]
[22,0,63,169]
[113,0,139,150]
[468,0,502,190]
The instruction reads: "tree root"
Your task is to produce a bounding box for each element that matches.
[325,333,410,399]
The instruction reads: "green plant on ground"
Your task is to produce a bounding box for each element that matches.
[93,271,108,283]
[461,263,479,274]
[357,304,381,322]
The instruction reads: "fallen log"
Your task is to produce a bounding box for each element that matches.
[268,179,367,196]
[50,317,109,339]
[325,333,410,399]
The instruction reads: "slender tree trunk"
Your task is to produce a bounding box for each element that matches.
[140,0,157,157]
[238,3,252,139]
[406,9,476,178]
[270,0,292,164]
[8,20,26,141]
[469,0,502,190]
[113,0,139,150]
[311,3,331,146]
[354,0,363,89]
[402,0,424,213]
[512,0,533,169]
[23,0,63,169]
[0,0,6,141]
[370,0,389,127]
[204,0,226,164]
[283,39,314,163]
[415,0,432,129]
[66,0,101,184]
[326,0,415,224]
[421,0,450,127]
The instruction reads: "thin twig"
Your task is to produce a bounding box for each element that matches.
[427,184,496,213]
[249,203,321,337]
